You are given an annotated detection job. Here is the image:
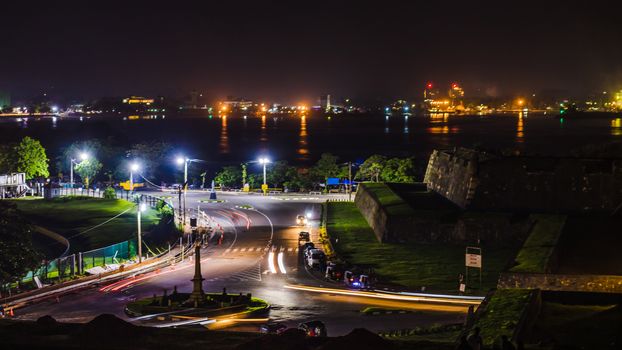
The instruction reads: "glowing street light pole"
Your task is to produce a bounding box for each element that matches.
[176,157,189,229]
[259,157,270,195]
[69,152,89,189]
[137,203,146,263]
[129,162,140,192]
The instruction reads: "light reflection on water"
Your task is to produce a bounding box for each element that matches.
[516,111,525,142]
[2,113,620,164]
[298,115,309,160]
[219,115,229,154]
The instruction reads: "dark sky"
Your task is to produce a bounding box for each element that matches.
[2,1,621,103]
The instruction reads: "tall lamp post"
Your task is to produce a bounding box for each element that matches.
[176,156,203,229]
[137,203,146,263]
[129,162,140,192]
[258,157,270,195]
[70,152,89,189]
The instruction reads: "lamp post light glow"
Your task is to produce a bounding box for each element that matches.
[258,157,270,195]
[175,156,203,229]
[129,162,140,191]
[137,203,147,263]
[70,152,90,189]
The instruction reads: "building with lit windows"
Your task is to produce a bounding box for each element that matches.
[122,96,154,105]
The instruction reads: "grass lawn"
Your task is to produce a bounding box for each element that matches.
[360,183,415,216]
[11,197,159,253]
[534,301,621,348]
[327,202,516,293]
[510,214,566,273]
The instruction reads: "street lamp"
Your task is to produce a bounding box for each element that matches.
[137,203,147,263]
[70,152,89,189]
[129,162,140,191]
[175,156,204,229]
[258,157,270,195]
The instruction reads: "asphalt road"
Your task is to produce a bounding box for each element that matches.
[14,191,467,336]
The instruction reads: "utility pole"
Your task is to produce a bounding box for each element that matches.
[178,185,183,229]
[137,204,145,263]
[183,159,188,229]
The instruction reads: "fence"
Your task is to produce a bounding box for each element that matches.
[18,189,176,286]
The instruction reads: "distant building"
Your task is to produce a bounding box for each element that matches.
[319,94,331,112]
[122,96,154,105]
[220,98,253,112]
[423,82,439,101]
[448,83,464,99]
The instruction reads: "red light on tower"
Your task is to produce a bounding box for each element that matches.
[452,83,458,89]
[427,83,433,89]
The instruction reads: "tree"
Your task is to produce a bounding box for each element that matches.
[0,202,41,285]
[103,187,116,199]
[356,154,387,182]
[126,142,172,180]
[241,163,248,187]
[214,166,241,188]
[74,158,103,189]
[12,137,49,179]
[61,139,122,183]
[267,160,296,188]
[310,153,340,189]
[381,157,416,183]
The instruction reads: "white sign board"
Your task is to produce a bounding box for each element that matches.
[466,253,482,268]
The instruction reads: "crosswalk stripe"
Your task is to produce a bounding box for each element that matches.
[287,247,293,252]
[280,246,285,252]
[232,248,238,252]
[240,248,247,252]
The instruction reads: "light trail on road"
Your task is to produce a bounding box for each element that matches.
[284,284,483,306]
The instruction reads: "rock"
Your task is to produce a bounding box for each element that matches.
[318,328,394,350]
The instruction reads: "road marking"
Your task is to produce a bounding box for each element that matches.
[240,248,247,252]
[287,247,293,252]
[280,246,285,252]
[232,248,238,252]
[295,247,299,252]
[225,248,231,253]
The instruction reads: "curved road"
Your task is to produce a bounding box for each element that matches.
[14,191,467,335]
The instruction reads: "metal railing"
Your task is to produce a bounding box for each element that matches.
[13,188,178,288]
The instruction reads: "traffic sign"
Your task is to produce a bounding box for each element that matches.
[466,253,482,268]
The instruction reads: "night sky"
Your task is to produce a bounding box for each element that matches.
[2,1,621,102]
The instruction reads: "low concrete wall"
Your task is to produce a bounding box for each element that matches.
[498,272,622,294]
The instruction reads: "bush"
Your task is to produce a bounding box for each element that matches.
[103,187,116,199]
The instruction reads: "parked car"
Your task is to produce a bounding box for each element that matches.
[298,321,327,337]
[301,242,315,254]
[325,262,345,281]
[296,214,308,226]
[260,322,287,334]
[298,231,310,241]
[343,270,371,288]
[306,249,326,268]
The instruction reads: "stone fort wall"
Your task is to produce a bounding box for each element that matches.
[424,148,622,212]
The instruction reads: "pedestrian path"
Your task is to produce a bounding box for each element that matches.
[222,245,299,256]
[204,264,262,282]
